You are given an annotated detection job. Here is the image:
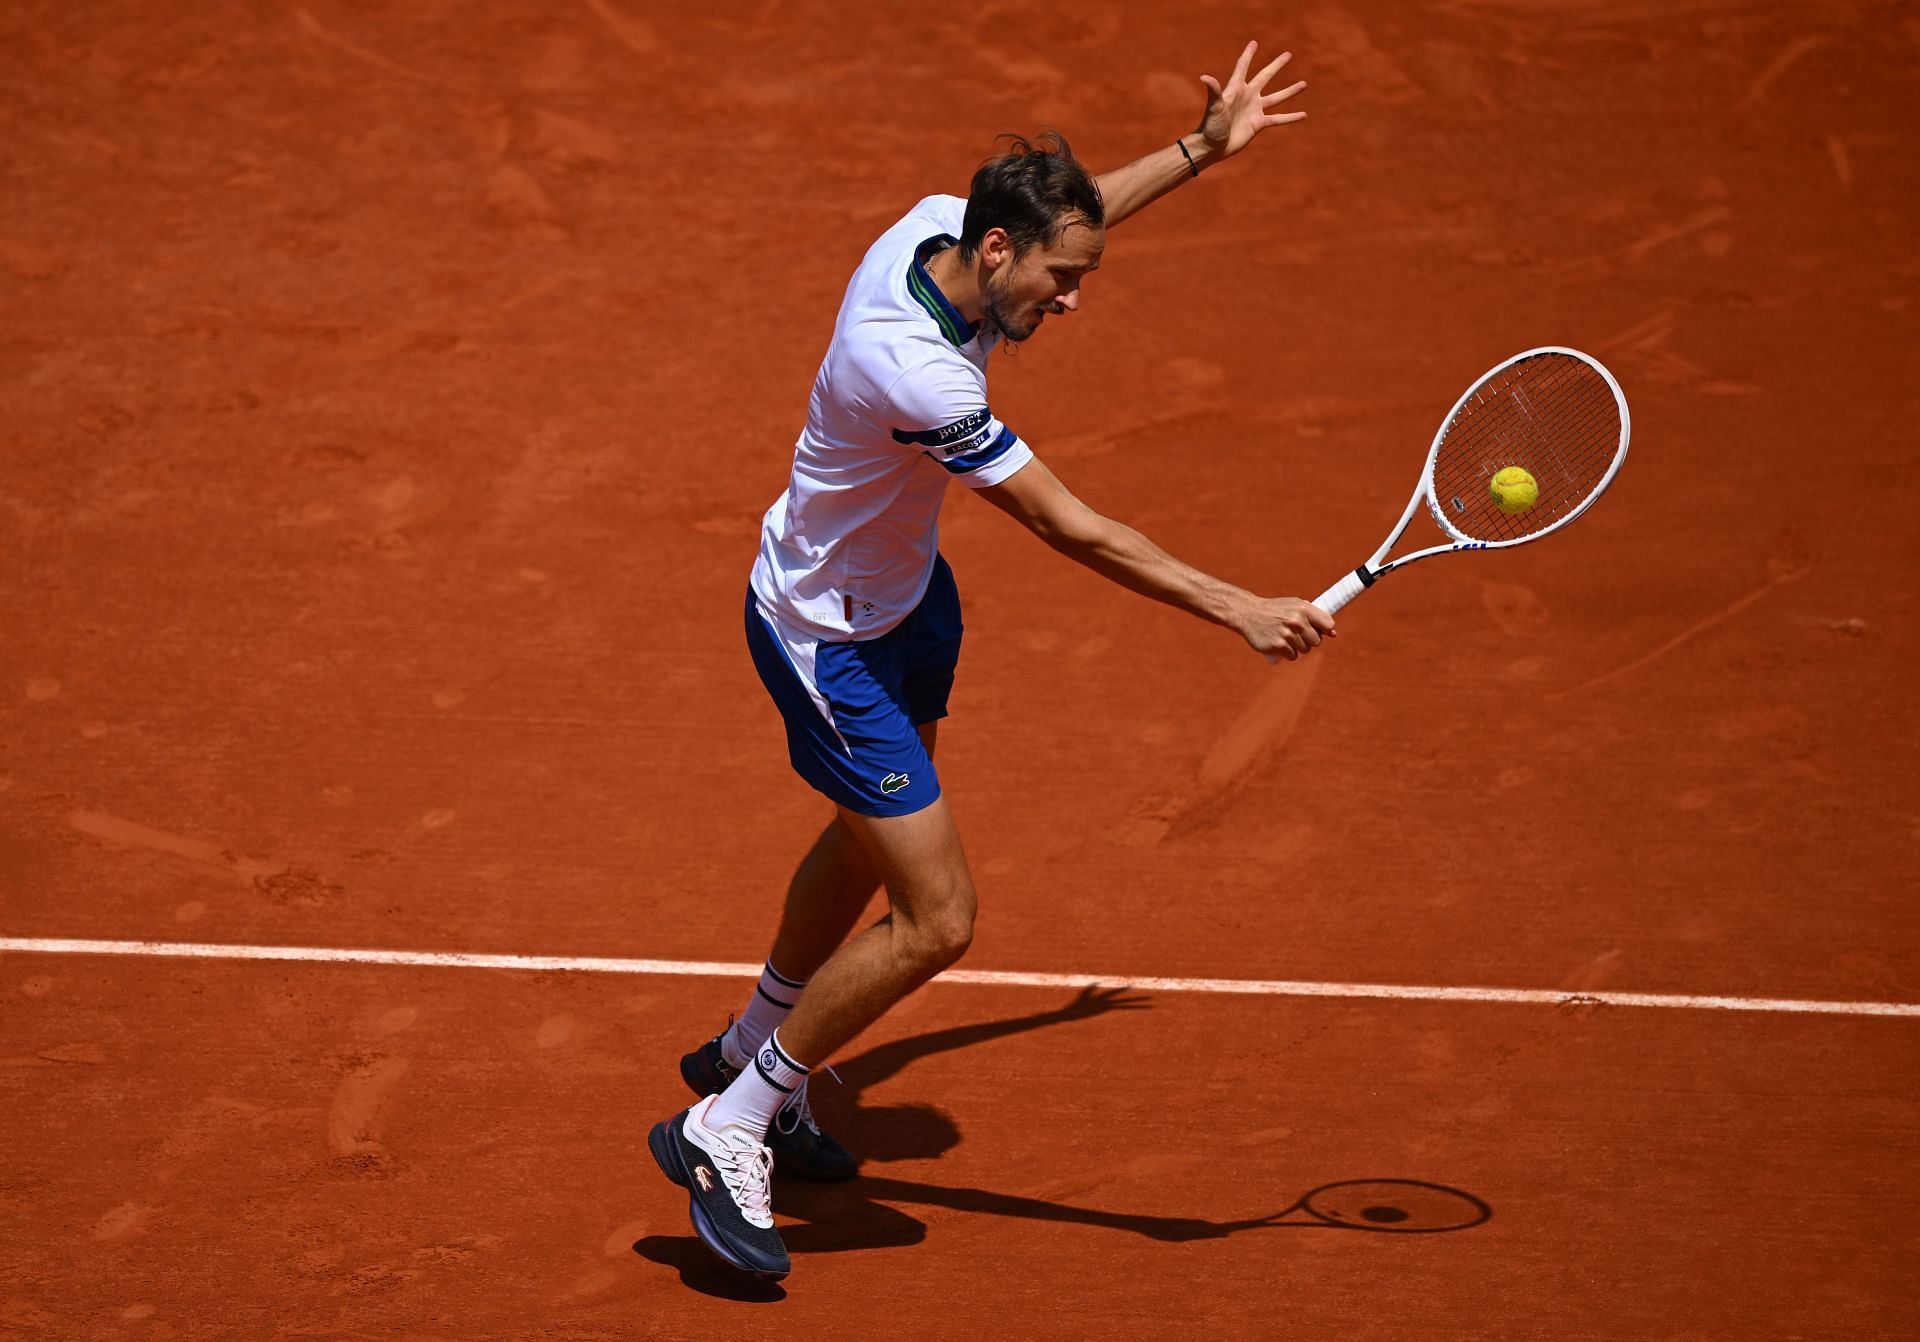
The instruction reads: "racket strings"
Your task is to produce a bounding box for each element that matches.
[1429,354,1622,544]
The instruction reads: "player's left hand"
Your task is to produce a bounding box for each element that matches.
[1198,41,1306,161]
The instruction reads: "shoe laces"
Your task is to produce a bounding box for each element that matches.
[706,1125,775,1228]
[775,1066,838,1137]
[778,1080,821,1137]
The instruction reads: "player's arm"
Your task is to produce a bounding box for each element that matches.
[977,456,1333,661]
[1095,41,1307,229]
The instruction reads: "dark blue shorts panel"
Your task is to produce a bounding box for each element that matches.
[898,554,963,725]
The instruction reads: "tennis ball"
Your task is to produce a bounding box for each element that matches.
[1489,465,1538,515]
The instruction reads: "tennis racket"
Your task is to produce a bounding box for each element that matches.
[1305,345,1629,624]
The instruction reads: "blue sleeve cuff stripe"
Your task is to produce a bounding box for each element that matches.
[934,426,1017,475]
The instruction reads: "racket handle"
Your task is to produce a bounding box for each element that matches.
[1314,566,1375,615]
[1262,567,1374,663]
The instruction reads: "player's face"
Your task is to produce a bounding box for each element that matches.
[984,215,1105,343]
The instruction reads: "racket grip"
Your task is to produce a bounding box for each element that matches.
[1313,566,1374,615]
[1262,567,1373,663]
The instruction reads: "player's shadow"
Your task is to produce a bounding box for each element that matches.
[638,989,1493,1294]
[638,1171,1493,1299]
[826,983,1154,1164]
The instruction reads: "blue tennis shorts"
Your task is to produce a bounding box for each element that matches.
[746,556,962,818]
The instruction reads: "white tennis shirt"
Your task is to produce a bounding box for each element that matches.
[749,195,1034,641]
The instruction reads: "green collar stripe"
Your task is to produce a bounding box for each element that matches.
[907,263,967,346]
[906,235,977,347]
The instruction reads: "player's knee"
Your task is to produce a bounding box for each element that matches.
[897,888,974,971]
[922,906,974,968]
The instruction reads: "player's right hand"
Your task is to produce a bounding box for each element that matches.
[1242,596,1335,661]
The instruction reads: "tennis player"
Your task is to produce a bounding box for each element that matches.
[648,41,1333,1279]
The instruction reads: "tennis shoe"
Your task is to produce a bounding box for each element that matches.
[648,1095,789,1279]
[680,1031,860,1183]
[768,1078,860,1182]
[678,1029,742,1096]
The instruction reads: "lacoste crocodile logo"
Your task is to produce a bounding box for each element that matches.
[880,772,910,795]
[694,1165,714,1193]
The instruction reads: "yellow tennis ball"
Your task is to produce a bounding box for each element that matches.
[1489,465,1538,515]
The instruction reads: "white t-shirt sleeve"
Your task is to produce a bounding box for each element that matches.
[884,358,1033,490]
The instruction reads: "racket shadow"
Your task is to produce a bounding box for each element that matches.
[773,1174,1491,1255]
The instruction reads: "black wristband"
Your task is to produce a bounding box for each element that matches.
[1175,138,1200,177]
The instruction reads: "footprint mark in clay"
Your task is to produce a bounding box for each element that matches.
[328,1056,411,1162]
[374,1006,420,1036]
[93,1203,153,1243]
[534,1015,575,1049]
[1479,581,1548,636]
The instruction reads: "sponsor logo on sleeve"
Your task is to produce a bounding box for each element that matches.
[891,409,996,454]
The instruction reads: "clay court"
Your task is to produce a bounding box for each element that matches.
[3,1,1917,1337]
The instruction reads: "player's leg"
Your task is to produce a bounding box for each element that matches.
[693,817,878,1089]
[686,726,940,1179]
[764,720,936,977]
[765,815,880,980]
[725,567,964,1130]
[695,722,937,1076]
[701,792,973,1147]
[773,787,973,1065]
[655,584,953,1277]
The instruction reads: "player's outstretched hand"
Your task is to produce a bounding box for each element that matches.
[1199,41,1307,161]
[1240,596,1335,662]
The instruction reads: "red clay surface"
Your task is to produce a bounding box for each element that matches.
[3,1,1917,1337]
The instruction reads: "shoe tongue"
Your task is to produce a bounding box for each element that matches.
[694,1100,764,1151]
[715,1120,764,1149]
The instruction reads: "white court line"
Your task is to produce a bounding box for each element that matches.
[2,936,1916,1019]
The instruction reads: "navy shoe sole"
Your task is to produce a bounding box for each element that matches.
[647,1114,789,1280]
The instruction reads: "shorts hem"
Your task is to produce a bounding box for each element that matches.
[832,781,943,820]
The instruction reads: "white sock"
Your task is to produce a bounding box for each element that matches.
[720,960,807,1070]
[707,1027,809,1141]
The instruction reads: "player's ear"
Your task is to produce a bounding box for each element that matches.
[979,227,1014,271]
